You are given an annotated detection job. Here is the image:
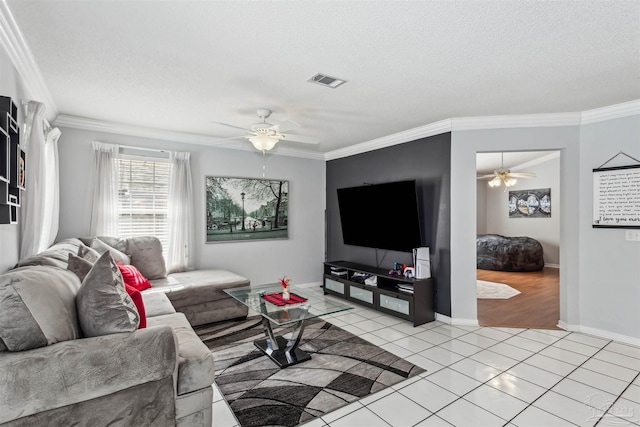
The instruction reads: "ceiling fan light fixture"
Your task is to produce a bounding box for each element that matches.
[249,134,279,151]
[504,177,518,187]
[488,176,501,187]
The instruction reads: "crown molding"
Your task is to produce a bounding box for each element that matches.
[580,99,640,125]
[324,112,581,161]
[451,112,581,130]
[325,100,639,161]
[54,114,325,160]
[0,1,58,120]
[325,119,452,161]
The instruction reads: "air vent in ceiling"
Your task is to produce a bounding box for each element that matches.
[307,73,347,88]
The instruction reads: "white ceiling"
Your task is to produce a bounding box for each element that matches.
[5,1,640,155]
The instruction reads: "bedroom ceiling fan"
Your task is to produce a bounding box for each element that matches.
[211,109,319,152]
[477,152,536,189]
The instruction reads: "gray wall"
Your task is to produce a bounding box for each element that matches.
[578,115,640,340]
[476,181,487,235]
[452,119,640,343]
[451,126,581,325]
[326,133,451,316]
[56,127,326,286]
[481,153,561,266]
[0,47,28,272]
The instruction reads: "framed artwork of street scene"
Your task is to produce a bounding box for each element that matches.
[205,176,289,242]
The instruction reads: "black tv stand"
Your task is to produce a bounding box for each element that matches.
[323,261,435,326]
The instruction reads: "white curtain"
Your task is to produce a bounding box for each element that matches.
[167,151,194,273]
[41,127,61,249]
[90,141,120,237]
[20,101,61,259]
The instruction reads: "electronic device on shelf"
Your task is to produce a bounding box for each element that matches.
[350,272,371,284]
[364,276,378,286]
[329,267,347,276]
[397,283,414,294]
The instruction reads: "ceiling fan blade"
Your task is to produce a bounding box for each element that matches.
[269,120,301,133]
[509,173,536,178]
[211,121,252,132]
[477,174,496,180]
[279,133,319,144]
[210,135,249,142]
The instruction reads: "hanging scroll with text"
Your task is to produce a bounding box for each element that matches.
[592,165,640,228]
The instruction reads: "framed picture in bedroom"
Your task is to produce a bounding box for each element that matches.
[205,176,289,243]
[508,188,551,218]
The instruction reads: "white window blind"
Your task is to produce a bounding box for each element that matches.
[117,157,170,256]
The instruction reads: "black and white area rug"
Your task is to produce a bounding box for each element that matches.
[195,316,425,427]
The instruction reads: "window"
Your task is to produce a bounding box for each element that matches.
[117,157,170,256]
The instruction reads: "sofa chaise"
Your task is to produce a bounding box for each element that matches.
[0,236,250,426]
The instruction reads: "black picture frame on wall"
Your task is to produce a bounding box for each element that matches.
[508,188,552,218]
[592,164,640,229]
[205,176,289,242]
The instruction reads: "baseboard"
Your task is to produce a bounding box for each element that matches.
[298,281,322,289]
[436,313,480,327]
[435,313,451,324]
[451,317,481,327]
[560,322,640,347]
[545,263,560,268]
[557,320,568,331]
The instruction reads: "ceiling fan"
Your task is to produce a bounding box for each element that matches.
[477,152,536,189]
[211,109,318,152]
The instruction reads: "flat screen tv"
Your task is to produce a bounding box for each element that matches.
[337,180,422,252]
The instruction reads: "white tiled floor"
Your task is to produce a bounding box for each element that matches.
[211,292,640,427]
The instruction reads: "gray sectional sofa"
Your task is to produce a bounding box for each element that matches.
[0,236,250,426]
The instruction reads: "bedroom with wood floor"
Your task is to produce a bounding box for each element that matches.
[477,267,560,329]
[476,150,561,330]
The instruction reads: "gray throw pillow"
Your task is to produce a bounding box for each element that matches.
[91,238,131,266]
[0,266,83,351]
[67,253,93,282]
[76,251,140,337]
[126,236,167,280]
[78,245,100,263]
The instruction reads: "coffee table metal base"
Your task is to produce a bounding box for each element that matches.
[254,336,311,368]
[255,304,310,368]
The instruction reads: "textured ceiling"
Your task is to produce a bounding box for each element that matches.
[6,1,640,154]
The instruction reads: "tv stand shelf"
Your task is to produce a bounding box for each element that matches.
[323,261,435,326]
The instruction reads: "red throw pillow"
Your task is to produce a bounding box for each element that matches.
[124,283,146,329]
[117,265,152,292]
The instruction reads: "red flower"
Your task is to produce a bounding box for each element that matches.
[279,276,290,289]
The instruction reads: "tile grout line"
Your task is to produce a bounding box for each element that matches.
[393,326,548,424]
[591,371,640,426]
[340,326,635,427]
[322,403,393,427]
[414,328,614,425]
[427,327,567,424]
[502,340,619,427]
[337,311,640,425]
[297,312,638,427]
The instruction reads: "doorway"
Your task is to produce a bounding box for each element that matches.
[475,150,561,329]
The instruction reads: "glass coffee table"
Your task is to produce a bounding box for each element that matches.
[224,283,352,368]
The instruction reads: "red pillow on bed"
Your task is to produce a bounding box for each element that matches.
[117,264,152,292]
[124,283,146,329]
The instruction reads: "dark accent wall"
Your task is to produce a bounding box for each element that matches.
[326,132,451,316]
